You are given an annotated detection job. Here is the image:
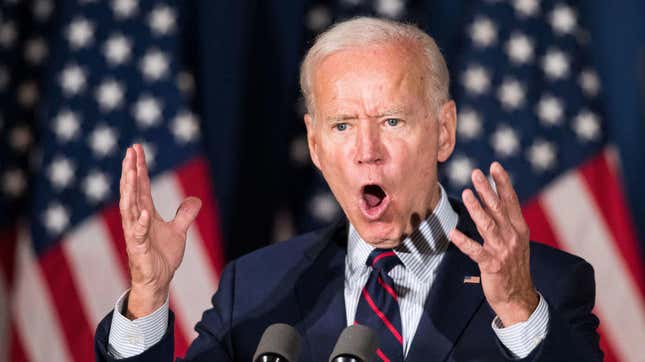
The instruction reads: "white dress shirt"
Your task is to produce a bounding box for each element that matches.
[109,185,549,359]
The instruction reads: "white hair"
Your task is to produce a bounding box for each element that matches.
[299,16,450,116]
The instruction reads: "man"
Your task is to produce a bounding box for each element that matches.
[95,17,602,361]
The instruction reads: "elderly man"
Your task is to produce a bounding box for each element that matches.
[95,17,601,361]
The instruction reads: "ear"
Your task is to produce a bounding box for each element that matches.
[304,114,321,169]
[437,100,457,163]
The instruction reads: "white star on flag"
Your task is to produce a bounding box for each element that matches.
[139,49,170,81]
[527,140,557,172]
[469,17,497,48]
[103,34,132,66]
[542,48,570,80]
[24,37,48,65]
[573,110,601,142]
[89,125,118,157]
[457,108,483,140]
[60,64,87,96]
[33,0,54,21]
[0,21,18,48]
[491,126,520,157]
[549,4,577,35]
[505,32,534,65]
[83,170,110,203]
[447,155,476,187]
[513,0,539,17]
[536,94,564,126]
[309,193,340,223]
[66,17,94,49]
[53,109,81,142]
[95,79,125,111]
[306,5,331,32]
[579,69,600,97]
[171,111,200,143]
[462,64,491,95]
[17,81,39,108]
[148,5,176,35]
[133,95,163,128]
[43,202,70,235]
[375,0,405,18]
[10,125,32,152]
[112,0,138,19]
[497,78,525,110]
[48,157,76,189]
[2,168,26,197]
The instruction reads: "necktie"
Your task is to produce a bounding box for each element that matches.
[355,249,404,362]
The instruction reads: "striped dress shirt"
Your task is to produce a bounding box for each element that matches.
[108,184,549,359]
[344,185,549,358]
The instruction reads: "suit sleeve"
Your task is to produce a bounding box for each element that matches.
[94,261,238,362]
[506,259,603,362]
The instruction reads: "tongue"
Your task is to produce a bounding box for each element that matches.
[363,193,383,208]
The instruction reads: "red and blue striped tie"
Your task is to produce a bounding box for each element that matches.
[355,249,404,362]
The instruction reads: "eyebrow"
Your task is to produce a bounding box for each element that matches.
[325,107,408,123]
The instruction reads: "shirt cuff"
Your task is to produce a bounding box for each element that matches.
[107,289,169,359]
[491,292,550,359]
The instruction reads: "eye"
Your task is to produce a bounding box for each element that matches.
[334,123,348,131]
[386,118,400,127]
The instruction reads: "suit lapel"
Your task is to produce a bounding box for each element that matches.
[294,220,348,362]
[406,200,485,361]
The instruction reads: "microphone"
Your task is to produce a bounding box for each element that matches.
[253,323,303,362]
[329,325,379,362]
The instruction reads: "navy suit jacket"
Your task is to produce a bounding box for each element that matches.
[95,199,602,361]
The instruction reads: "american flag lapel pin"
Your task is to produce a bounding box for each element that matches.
[463,275,481,284]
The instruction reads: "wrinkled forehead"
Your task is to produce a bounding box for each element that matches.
[311,43,428,115]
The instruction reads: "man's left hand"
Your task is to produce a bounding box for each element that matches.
[450,161,539,327]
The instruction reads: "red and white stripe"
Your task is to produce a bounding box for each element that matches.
[12,228,73,362]
[0,259,9,362]
[0,157,225,361]
[523,149,645,362]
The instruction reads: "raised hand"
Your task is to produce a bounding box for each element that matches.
[450,161,539,327]
[120,144,202,318]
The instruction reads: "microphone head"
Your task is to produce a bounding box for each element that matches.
[329,324,379,362]
[253,323,302,362]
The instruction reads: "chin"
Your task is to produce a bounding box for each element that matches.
[355,221,403,248]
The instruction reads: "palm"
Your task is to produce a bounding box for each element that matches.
[119,144,202,309]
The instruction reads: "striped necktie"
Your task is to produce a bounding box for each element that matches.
[355,249,404,362]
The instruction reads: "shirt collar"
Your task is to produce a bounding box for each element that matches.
[347,184,459,282]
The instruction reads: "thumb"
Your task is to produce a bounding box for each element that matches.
[173,196,202,233]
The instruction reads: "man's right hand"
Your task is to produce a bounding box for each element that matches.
[120,144,202,319]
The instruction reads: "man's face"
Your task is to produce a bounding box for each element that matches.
[305,42,457,247]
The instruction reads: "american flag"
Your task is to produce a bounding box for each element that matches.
[1,0,643,361]
[0,0,225,360]
[440,0,645,361]
[292,0,645,361]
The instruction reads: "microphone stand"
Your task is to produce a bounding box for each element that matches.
[255,354,290,362]
[331,356,362,362]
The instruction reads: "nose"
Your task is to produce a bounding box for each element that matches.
[355,123,384,165]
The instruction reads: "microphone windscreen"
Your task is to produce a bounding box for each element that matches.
[329,324,379,362]
[253,323,302,362]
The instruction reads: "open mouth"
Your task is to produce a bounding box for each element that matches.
[363,184,386,208]
[359,184,390,220]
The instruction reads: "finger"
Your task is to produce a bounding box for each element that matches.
[462,189,502,245]
[471,168,508,227]
[172,197,202,234]
[133,144,155,211]
[132,209,151,245]
[120,147,129,197]
[490,162,528,235]
[119,148,138,227]
[126,167,141,221]
[450,228,491,265]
